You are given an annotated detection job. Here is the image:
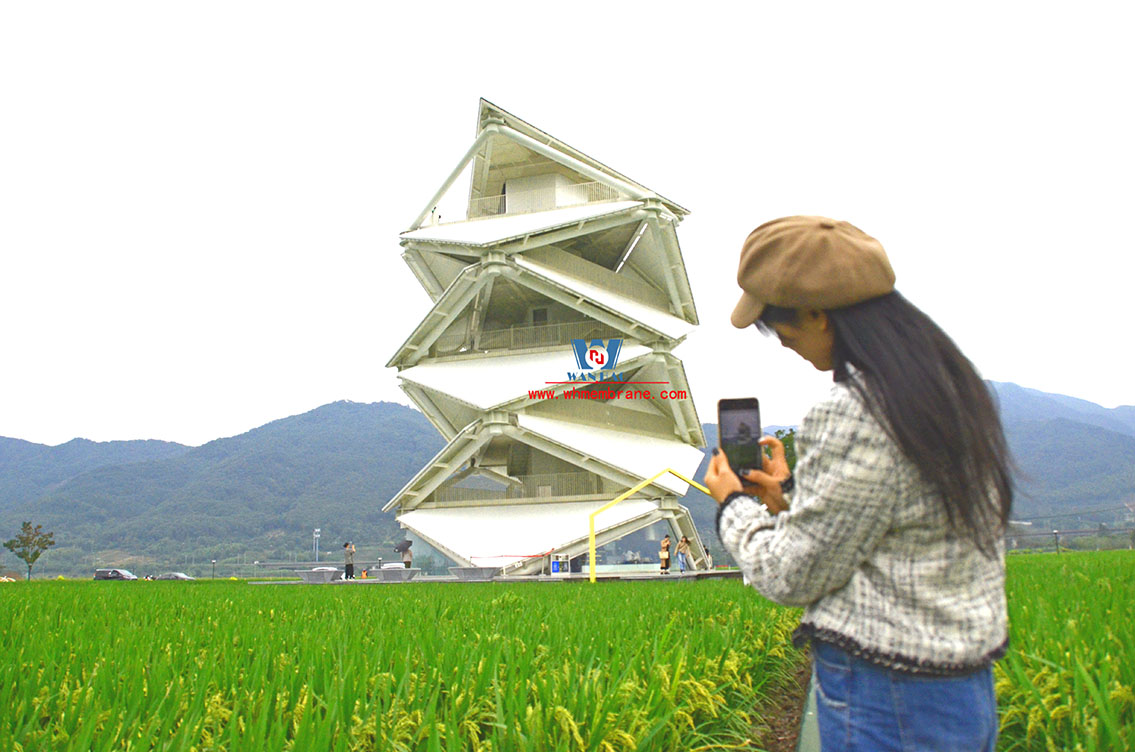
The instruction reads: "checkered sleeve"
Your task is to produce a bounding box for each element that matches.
[717,384,900,608]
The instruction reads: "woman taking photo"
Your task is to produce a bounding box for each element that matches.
[705,216,1012,751]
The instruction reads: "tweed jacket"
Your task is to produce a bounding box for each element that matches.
[716,377,1008,675]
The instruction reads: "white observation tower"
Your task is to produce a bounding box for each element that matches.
[384,100,708,576]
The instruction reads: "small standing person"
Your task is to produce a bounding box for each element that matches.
[676,536,691,573]
[659,534,672,575]
[343,542,355,580]
[399,539,413,569]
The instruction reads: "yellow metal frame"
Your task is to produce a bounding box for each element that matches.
[588,469,710,583]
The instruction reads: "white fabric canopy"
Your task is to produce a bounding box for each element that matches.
[401,201,641,247]
[515,256,694,340]
[398,345,652,409]
[398,498,659,569]
[517,414,705,495]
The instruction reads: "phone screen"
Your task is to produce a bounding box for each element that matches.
[718,398,762,475]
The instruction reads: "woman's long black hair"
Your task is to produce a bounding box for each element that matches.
[759,291,1013,555]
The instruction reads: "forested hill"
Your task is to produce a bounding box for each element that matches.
[0,402,444,570]
[0,436,190,512]
[991,382,1135,438]
[0,384,1132,575]
[980,382,1134,520]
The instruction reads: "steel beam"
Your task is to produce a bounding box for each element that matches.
[496,124,648,202]
[409,126,499,231]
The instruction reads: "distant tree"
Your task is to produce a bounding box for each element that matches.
[774,428,798,472]
[3,521,56,581]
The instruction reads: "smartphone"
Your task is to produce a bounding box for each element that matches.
[718,398,763,478]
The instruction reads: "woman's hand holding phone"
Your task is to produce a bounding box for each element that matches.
[705,436,791,514]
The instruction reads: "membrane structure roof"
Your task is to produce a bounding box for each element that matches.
[516,257,695,340]
[398,344,653,410]
[473,99,690,217]
[516,414,704,496]
[401,201,642,247]
[398,498,660,570]
[384,410,705,514]
[387,257,693,370]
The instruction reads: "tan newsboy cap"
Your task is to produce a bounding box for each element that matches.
[731,216,896,328]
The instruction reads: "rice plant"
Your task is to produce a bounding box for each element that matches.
[0,579,804,751]
[996,550,1135,751]
[8,551,1126,750]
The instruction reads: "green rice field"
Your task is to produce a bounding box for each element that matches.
[1,551,1132,751]
[0,579,803,751]
[995,550,1134,751]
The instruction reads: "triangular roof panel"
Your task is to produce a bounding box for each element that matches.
[515,256,694,340]
[388,258,693,369]
[383,420,487,512]
[385,410,702,512]
[386,266,483,368]
[399,345,653,410]
[475,99,689,217]
[401,201,642,248]
[398,498,660,570]
[515,414,704,495]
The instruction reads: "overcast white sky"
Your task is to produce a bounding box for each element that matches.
[2,2,1132,447]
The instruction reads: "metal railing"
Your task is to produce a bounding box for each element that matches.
[466,181,623,220]
[432,319,622,356]
[434,472,601,503]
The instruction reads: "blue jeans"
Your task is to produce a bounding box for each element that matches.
[812,640,997,752]
[677,552,688,572]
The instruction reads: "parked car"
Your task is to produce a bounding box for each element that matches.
[94,568,137,580]
[154,572,195,581]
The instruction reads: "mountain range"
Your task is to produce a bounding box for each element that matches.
[0,402,445,575]
[1,383,1132,576]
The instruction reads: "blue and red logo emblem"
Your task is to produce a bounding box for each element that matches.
[568,339,625,382]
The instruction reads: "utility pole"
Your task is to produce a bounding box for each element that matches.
[313,528,320,562]
[1053,529,1060,554]
[212,559,216,579]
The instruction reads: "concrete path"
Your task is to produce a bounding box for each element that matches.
[797,678,821,752]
